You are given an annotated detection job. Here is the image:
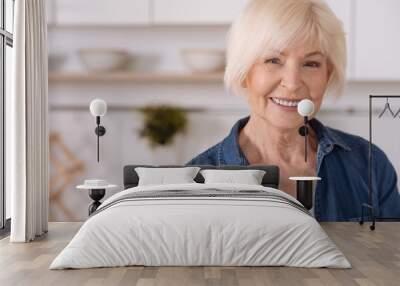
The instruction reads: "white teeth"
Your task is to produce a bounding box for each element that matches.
[271,98,300,107]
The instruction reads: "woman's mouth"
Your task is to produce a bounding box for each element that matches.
[270,97,301,108]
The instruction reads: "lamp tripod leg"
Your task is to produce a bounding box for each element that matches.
[370,207,376,231]
[360,204,364,225]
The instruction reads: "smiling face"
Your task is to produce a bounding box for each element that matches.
[244,42,332,130]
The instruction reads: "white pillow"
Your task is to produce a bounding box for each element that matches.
[200,169,266,185]
[135,167,201,186]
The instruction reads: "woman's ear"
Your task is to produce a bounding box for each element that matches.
[327,61,334,79]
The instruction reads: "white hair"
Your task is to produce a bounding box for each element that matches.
[224,0,347,97]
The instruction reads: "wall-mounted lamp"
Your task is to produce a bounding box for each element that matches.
[297,99,314,163]
[89,99,107,162]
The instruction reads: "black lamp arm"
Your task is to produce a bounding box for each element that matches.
[94,116,106,162]
[304,116,308,162]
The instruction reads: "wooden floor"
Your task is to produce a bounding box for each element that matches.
[0,222,399,286]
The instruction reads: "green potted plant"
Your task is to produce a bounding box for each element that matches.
[138,105,188,147]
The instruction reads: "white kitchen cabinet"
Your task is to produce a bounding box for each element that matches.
[324,0,354,79]
[152,0,248,25]
[55,0,150,25]
[354,0,400,80]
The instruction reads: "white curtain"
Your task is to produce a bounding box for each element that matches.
[7,0,49,242]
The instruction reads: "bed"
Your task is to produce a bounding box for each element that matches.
[50,165,350,269]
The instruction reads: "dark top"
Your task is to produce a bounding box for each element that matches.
[186,116,400,221]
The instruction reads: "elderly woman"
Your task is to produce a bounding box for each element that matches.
[186,0,400,221]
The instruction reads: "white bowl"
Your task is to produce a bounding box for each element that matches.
[79,48,130,72]
[181,49,225,73]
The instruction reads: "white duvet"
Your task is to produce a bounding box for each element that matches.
[50,183,351,269]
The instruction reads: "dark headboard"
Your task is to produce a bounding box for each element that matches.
[123,165,280,189]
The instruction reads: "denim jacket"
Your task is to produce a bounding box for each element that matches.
[186,116,400,221]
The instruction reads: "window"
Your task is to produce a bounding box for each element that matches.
[0,0,14,233]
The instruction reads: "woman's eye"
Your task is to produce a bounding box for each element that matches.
[304,61,321,68]
[265,58,282,65]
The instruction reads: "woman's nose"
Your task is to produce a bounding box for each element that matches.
[281,65,302,92]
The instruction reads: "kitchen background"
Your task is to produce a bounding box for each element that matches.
[45,0,400,221]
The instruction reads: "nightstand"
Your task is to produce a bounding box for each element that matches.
[289,176,321,211]
[77,179,118,215]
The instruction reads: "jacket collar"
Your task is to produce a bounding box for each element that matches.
[219,117,250,165]
[309,119,352,152]
[219,116,351,165]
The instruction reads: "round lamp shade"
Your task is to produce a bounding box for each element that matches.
[90,99,107,117]
[297,99,314,117]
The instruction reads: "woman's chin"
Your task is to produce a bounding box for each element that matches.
[262,111,303,131]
